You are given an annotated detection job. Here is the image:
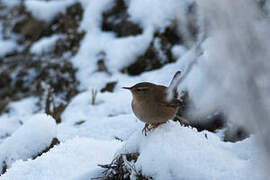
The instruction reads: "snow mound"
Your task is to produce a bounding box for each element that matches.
[0,137,122,180]
[0,97,38,143]
[0,114,57,170]
[25,0,76,22]
[120,121,264,180]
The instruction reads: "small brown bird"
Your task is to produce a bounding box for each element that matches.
[123,72,187,135]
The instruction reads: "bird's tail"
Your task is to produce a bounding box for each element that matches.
[175,115,190,126]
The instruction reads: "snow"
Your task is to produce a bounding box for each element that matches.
[1,137,122,180]
[72,0,154,89]
[172,45,188,59]
[58,90,143,141]
[0,40,17,57]
[0,97,38,143]
[120,121,263,180]
[25,0,77,22]
[0,114,57,170]
[30,35,64,55]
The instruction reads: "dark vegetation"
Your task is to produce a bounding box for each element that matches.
[0,2,83,123]
[96,153,151,180]
[102,0,143,37]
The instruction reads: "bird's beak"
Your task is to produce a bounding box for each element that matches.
[122,87,131,90]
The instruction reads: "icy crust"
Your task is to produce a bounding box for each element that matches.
[120,121,263,180]
[0,137,122,180]
[0,114,57,170]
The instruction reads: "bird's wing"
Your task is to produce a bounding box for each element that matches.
[153,85,183,108]
[158,99,183,108]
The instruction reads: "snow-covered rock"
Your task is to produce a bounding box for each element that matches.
[0,137,122,180]
[0,114,57,170]
[0,97,39,143]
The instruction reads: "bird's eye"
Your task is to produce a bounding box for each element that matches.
[136,87,148,92]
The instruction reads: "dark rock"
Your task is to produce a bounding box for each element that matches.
[13,17,47,41]
[9,4,47,42]
[54,30,85,57]
[40,2,85,57]
[101,81,117,93]
[43,2,83,36]
[102,0,142,37]
[122,23,182,75]
[123,42,161,75]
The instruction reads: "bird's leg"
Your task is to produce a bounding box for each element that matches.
[142,122,166,136]
[142,123,151,136]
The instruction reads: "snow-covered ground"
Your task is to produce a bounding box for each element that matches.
[0,0,269,179]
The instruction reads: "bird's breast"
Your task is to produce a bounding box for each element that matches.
[131,98,177,124]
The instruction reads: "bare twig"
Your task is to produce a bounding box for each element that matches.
[91,89,98,105]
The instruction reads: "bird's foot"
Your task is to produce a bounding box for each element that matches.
[142,123,165,136]
[142,123,151,136]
